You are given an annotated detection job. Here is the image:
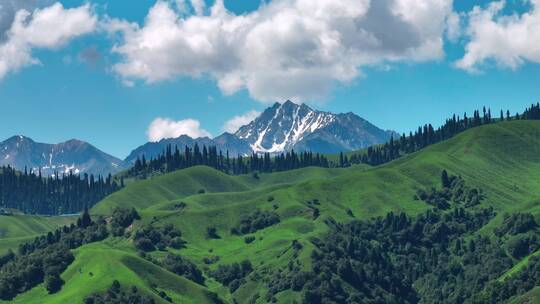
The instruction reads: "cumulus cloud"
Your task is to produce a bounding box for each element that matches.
[147,117,212,141]
[222,110,261,133]
[457,0,540,72]
[0,0,53,40]
[107,0,456,103]
[0,2,97,79]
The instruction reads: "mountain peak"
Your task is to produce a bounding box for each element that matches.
[5,135,33,143]
[0,136,127,176]
[233,101,393,154]
[126,102,395,161]
[282,99,296,106]
[63,138,87,145]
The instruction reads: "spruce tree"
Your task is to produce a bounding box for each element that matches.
[81,208,92,228]
[441,170,450,188]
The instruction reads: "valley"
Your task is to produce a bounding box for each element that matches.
[2,0,539,302]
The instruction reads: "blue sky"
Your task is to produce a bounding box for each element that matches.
[0,0,539,158]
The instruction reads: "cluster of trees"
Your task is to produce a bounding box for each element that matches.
[348,103,540,166]
[128,144,330,178]
[110,207,140,236]
[230,209,280,235]
[208,260,253,292]
[521,103,540,120]
[480,255,540,303]
[415,170,484,209]
[0,209,108,300]
[278,206,540,304]
[83,280,155,304]
[0,166,120,215]
[161,253,205,285]
[265,241,306,301]
[495,213,539,236]
[134,224,185,252]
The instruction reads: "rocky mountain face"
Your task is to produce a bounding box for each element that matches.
[0,136,128,176]
[235,100,396,154]
[0,103,394,175]
[126,101,396,162]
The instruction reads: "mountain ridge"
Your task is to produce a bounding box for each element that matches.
[125,100,395,163]
[0,135,128,176]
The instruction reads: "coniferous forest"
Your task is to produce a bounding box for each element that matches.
[126,103,540,179]
[0,166,119,215]
[261,172,540,303]
[1,103,536,217]
[347,103,540,166]
[127,146,330,178]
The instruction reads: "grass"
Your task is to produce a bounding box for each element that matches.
[8,240,218,304]
[509,286,540,304]
[4,120,540,302]
[499,249,540,282]
[0,214,76,254]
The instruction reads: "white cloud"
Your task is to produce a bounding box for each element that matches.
[190,0,206,15]
[222,110,261,133]
[456,0,540,72]
[0,2,97,79]
[0,0,53,39]
[107,0,456,103]
[147,117,212,141]
[446,11,462,42]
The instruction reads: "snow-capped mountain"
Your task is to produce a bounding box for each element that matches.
[0,136,128,176]
[126,100,396,161]
[235,100,396,154]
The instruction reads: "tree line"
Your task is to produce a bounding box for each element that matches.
[3,103,540,216]
[0,166,120,215]
[347,103,540,166]
[128,145,330,177]
[128,103,540,177]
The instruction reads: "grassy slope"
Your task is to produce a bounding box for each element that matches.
[10,241,218,304]
[0,215,75,254]
[8,120,540,303]
[509,286,540,304]
[499,250,540,282]
[92,166,251,214]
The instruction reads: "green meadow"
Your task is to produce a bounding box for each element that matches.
[3,120,540,303]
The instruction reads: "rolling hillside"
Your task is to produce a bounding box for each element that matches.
[3,120,540,303]
[0,214,76,254]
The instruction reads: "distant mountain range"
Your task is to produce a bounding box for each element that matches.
[0,136,127,176]
[126,101,396,163]
[2,101,396,175]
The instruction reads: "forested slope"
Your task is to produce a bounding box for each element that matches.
[3,121,540,303]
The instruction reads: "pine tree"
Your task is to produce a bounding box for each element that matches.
[441,170,450,188]
[81,208,92,228]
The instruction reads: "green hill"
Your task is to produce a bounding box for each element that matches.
[0,214,76,254]
[10,242,219,304]
[92,166,250,214]
[287,120,540,221]
[3,120,540,303]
